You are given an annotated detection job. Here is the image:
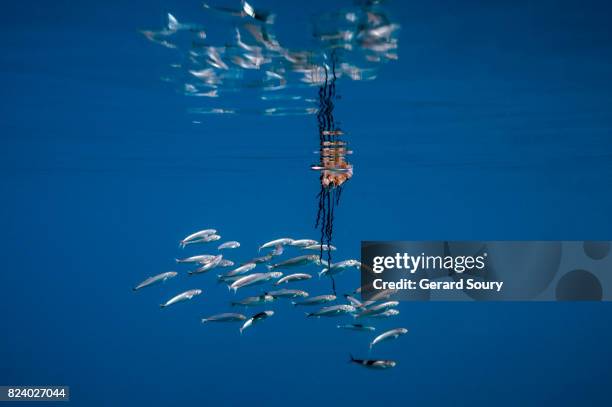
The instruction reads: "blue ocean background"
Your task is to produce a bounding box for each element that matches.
[1,0,612,405]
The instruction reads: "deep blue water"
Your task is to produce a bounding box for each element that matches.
[2,0,612,405]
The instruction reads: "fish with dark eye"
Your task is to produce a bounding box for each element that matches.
[240,310,274,334]
[369,328,408,349]
[220,263,257,279]
[229,272,283,292]
[201,313,247,323]
[189,254,223,275]
[243,254,272,265]
[361,288,398,307]
[266,289,309,299]
[175,254,217,264]
[344,294,364,309]
[218,241,240,250]
[349,354,397,369]
[259,238,294,252]
[160,289,202,308]
[306,304,355,318]
[318,259,361,277]
[356,301,399,318]
[231,294,275,307]
[179,229,218,248]
[291,294,336,306]
[290,239,319,248]
[219,259,235,267]
[267,255,322,270]
[274,273,312,285]
[133,271,177,291]
[302,244,337,251]
[369,309,400,319]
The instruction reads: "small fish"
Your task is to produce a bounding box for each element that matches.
[231,294,275,307]
[319,259,361,277]
[259,238,294,252]
[290,239,318,247]
[180,229,217,248]
[240,310,274,334]
[349,354,396,369]
[243,254,272,264]
[344,294,364,309]
[370,328,408,349]
[337,324,376,332]
[302,244,336,251]
[218,241,240,250]
[274,273,312,285]
[189,255,223,275]
[160,289,202,308]
[306,304,356,318]
[184,235,221,247]
[362,289,399,307]
[357,301,399,318]
[292,294,336,306]
[176,254,216,264]
[266,289,309,299]
[219,259,235,267]
[133,271,177,291]
[221,263,257,279]
[268,255,321,270]
[369,309,400,319]
[202,313,247,323]
[230,272,283,292]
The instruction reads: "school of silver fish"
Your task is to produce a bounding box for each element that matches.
[133,227,408,369]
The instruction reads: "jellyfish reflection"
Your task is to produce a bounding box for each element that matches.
[313,57,352,293]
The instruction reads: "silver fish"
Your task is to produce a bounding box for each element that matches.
[337,324,376,332]
[231,294,275,307]
[218,241,240,250]
[344,294,364,309]
[318,259,361,277]
[292,294,336,306]
[240,310,274,334]
[357,301,399,318]
[274,273,312,285]
[362,289,399,307]
[266,289,309,299]
[181,234,221,247]
[370,328,408,349]
[221,263,257,279]
[290,239,318,247]
[175,254,216,264]
[189,254,223,275]
[349,354,396,369]
[202,313,247,323]
[243,254,272,264]
[219,259,235,267]
[230,272,283,292]
[369,309,400,319]
[160,289,202,308]
[259,238,294,251]
[179,229,217,248]
[268,255,321,270]
[133,271,177,291]
[302,244,336,251]
[306,304,355,318]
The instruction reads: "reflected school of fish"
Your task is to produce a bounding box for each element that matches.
[133,227,408,369]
